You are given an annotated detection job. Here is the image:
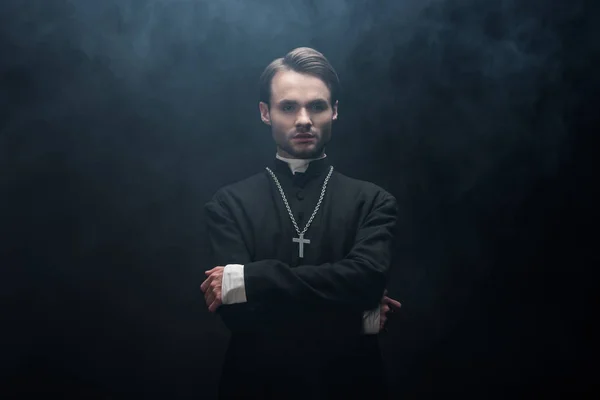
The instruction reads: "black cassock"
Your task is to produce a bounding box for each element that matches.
[205,157,398,400]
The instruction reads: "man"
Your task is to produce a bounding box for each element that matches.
[201,47,401,399]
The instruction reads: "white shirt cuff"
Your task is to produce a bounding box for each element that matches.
[221,264,247,305]
[362,305,381,334]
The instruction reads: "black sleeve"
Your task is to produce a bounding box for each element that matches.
[204,193,259,332]
[244,192,398,311]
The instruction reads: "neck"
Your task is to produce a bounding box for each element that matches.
[276,148,325,160]
[275,153,327,175]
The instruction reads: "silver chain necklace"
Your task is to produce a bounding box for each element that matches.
[265,165,334,258]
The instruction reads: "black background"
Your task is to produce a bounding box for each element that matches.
[1,0,596,398]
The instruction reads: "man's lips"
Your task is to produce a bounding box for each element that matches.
[292,136,316,142]
[293,133,315,139]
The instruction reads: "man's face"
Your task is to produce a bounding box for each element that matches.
[259,69,338,159]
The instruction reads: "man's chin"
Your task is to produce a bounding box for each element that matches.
[278,140,325,159]
[290,147,323,159]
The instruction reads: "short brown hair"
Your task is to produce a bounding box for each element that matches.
[259,47,340,106]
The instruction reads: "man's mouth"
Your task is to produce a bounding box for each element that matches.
[293,133,315,139]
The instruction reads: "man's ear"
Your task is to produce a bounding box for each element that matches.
[259,102,271,125]
[332,100,339,121]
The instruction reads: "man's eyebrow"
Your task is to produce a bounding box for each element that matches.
[277,98,328,105]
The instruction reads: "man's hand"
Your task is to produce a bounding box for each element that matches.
[200,266,225,313]
[380,290,401,332]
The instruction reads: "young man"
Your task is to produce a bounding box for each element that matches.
[201,47,400,399]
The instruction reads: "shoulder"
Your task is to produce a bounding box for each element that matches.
[332,171,397,205]
[207,171,269,206]
[332,171,399,227]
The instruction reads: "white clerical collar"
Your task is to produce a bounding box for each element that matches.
[276,153,327,175]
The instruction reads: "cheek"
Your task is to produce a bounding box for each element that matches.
[269,121,288,141]
[316,110,333,121]
[271,116,294,131]
[314,115,333,130]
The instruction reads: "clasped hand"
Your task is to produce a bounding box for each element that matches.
[200,266,225,313]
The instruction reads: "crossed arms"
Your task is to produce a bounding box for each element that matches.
[201,190,399,333]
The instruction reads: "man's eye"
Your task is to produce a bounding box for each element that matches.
[282,105,294,112]
[312,104,326,111]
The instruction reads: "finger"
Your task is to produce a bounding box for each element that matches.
[207,282,220,298]
[208,298,222,313]
[384,297,402,309]
[205,293,215,307]
[201,275,215,292]
[200,276,212,292]
[204,289,214,305]
[210,300,221,313]
[381,304,390,314]
[206,266,224,275]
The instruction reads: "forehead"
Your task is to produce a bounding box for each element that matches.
[270,70,331,103]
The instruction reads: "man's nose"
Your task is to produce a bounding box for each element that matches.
[295,108,312,128]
